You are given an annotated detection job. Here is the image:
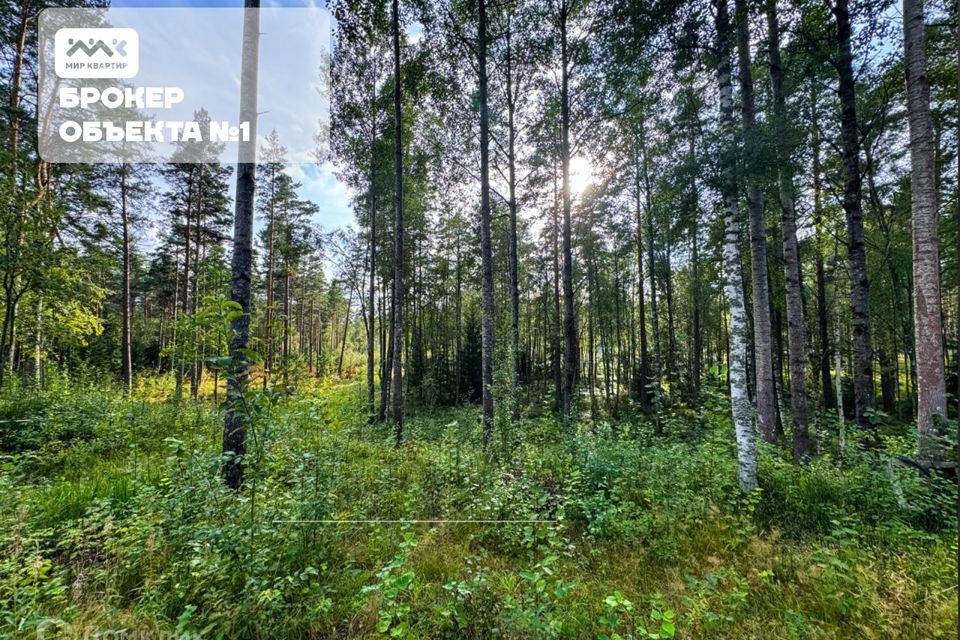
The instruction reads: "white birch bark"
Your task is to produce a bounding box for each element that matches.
[834,251,846,460]
[714,0,757,493]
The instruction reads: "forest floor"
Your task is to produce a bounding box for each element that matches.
[0,375,956,639]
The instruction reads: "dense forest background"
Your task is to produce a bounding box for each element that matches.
[0,0,957,637]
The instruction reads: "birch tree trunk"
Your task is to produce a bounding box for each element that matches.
[902,0,947,458]
[714,0,757,492]
[834,247,846,459]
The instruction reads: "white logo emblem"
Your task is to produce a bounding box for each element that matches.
[55,27,139,79]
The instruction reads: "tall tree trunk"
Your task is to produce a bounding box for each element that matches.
[664,238,676,395]
[559,1,578,429]
[455,237,463,403]
[172,252,180,381]
[767,0,809,460]
[811,85,834,411]
[338,293,352,377]
[283,269,291,388]
[552,147,563,413]
[715,0,757,492]
[391,0,405,446]
[834,245,847,458]
[191,166,204,400]
[833,0,875,427]
[505,17,522,431]
[0,12,28,387]
[175,171,194,399]
[687,122,702,408]
[641,121,662,432]
[587,254,596,419]
[7,11,27,167]
[955,0,959,425]
[182,169,192,377]
[634,150,650,410]
[613,256,624,414]
[478,0,496,445]
[264,166,276,389]
[223,0,260,490]
[736,0,776,443]
[903,0,947,457]
[367,159,377,419]
[381,283,394,422]
[120,165,133,392]
[691,211,702,406]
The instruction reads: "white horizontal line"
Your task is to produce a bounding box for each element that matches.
[273,519,558,524]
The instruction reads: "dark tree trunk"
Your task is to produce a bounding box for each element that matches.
[367,157,377,419]
[505,17,521,431]
[689,130,702,406]
[955,0,959,424]
[833,0,875,427]
[634,153,650,411]
[767,0,809,459]
[559,2,578,429]
[283,270,291,388]
[223,0,260,491]
[641,120,662,432]
[264,167,276,389]
[879,347,897,413]
[811,85,834,411]
[338,293,351,377]
[736,0,777,443]
[391,0,405,446]
[191,167,204,399]
[664,238,676,395]
[478,0,496,445]
[553,148,563,413]
[120,165,133,392]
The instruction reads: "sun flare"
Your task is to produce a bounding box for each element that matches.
[568,155,594,196]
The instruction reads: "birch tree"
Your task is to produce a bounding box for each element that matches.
[714,0,757,492]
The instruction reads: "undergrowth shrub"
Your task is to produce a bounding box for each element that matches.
[0,379,954,638]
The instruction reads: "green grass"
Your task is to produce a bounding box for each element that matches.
[0,375,956,639]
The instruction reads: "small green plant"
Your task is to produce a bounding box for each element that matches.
[597,591,633,640]
[500,555,575,638]
[635,594,677,639]
[361,533,418,638]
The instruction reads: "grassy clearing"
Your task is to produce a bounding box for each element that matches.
[0,375,956,639]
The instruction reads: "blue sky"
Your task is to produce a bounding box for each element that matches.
[110,0,357,240]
